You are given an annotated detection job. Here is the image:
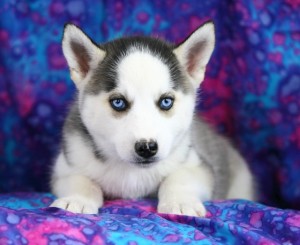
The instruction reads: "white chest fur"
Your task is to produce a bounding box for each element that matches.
[95,163,163,199]
[88,136,198,199]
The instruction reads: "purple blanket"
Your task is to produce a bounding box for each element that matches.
[1,193,300,244]
[1,0,300,208]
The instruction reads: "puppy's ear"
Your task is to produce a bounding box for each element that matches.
[62,24,106,89]
[173,21,215,87]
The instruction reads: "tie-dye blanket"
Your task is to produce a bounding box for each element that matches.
[0,193,299,244]
[1,0,300,243]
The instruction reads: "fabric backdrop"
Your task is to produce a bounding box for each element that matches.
[0,0,300,209]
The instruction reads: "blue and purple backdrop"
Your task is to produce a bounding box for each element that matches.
[1,1,300,244]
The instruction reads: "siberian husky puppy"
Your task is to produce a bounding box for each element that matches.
[50,21,255,216]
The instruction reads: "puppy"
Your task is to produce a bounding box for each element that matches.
[50,21,255,216]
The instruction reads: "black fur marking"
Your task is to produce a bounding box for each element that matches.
[63,101,106,164]
[85,36,191,95]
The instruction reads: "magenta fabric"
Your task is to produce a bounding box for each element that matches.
[1,0,300,208]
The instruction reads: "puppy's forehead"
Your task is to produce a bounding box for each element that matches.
[117,50,172,93]
[86,37,190,95]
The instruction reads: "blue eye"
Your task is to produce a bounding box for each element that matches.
[159,97,174,111]
[110,98,128,111]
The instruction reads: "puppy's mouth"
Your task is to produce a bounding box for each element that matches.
[131,157,158,167]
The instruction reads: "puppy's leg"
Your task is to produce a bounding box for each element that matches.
[227,150,255,200]
[50,153,103,214]
[158,165,213,217]
[50,175,103,214]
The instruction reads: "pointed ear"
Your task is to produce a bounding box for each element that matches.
[173,21,215,87]
[62,24,106,89]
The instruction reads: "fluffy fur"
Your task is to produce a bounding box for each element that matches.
[50,22,255,216]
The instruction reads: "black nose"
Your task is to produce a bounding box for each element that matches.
[135,139,158,159]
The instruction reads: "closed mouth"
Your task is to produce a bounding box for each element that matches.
[132,157,158,166]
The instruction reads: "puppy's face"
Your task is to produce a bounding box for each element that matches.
[81,48,195,165]
[62,23,215,166]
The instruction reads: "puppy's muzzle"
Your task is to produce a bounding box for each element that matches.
[134,139,158,160]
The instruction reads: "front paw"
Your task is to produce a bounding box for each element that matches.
[158,198,206,217]
[50,195,101,214]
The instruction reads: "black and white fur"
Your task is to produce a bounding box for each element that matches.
[50,22,255,216]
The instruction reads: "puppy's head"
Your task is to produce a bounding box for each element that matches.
[62,22,215,166]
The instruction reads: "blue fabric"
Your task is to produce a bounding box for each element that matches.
[1,193,300,244]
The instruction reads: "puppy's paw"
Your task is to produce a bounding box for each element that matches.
[50,195,101,214]
[158,198,206,217]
